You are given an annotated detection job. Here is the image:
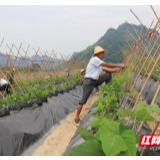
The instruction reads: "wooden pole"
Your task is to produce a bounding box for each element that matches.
[126,54,160,125]
[136,85,160,135]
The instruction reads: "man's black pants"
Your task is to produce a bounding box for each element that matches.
[79,72,112,105]
[0,84,11,94]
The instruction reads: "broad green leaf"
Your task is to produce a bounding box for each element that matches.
[96,120,120,138]
[99,117,110,125]
[117,109,135,118]
[74,139,102,156]
[123,109,135,118]
[136,109,155,121]
[81,135,97,141]
[120,129,137,156]
[77,126,93,136]
[96,127,106,139]
[119,124,131,133]
[101,120,120,134]
[77,126,95,141]
[100,131,127,156]
[134,101,147,112]
[147,104,160,114]
[98,103,104,111]
[90,117,102,128]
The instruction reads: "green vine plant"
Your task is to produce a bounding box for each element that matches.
[66,69,160,156]
[0,73,82,108]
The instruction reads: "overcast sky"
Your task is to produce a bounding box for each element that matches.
[0,5,160,58]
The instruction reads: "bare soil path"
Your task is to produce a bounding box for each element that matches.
[33,93,99,156]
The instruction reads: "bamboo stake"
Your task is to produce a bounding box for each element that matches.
[12,43,30,82]
[150,5,159,21]
[120,38,147,105]
[38,48,50,81]
[21,45,40,81]
[126,54,160,125]
[120,22,159,108]
[6,44,26,82]
[13,43,30,71]
[32,47,48,84]
[0,38,4,47]
[130,9,160,53]
[23,48,45,88]
[54,52,62,74]
[122,35,160,118]
[126,23,160,82]
[39,49,54,81]
[127,23,160,70]
[15,44,32,82]
[5,44,25,96]
[136,85,160,135]
[45,50,56,83]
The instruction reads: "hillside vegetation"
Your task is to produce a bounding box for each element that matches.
[73,23,158,63]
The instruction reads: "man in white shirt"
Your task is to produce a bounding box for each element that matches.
[75,46,126,123]
[0,78,11,95]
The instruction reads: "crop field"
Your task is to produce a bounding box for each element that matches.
[0,5,160,156]
[0,40,87,109]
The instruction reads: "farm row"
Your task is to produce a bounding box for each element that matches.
[0,72,83,112]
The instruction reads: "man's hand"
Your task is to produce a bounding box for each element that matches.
[115,69,122,77]
[121,64,126,69]
[116,69,122,74]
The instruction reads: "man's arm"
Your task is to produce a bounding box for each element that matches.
[104,68,121,73]
[100,62,126,69]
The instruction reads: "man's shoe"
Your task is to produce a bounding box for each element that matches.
[75,118,80,123]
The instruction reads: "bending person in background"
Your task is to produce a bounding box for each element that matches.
[0,78,11,95]
[75,46,126,123]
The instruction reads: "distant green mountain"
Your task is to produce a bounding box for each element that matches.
[74,23,158,63]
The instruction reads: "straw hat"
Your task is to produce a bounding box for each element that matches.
[92,46,108,57]
[12,68,15,72]
[80,69,85,74]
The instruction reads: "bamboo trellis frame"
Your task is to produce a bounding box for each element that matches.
[0,38,85,99]
[118,5,160,156]
[120,18,160,107]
